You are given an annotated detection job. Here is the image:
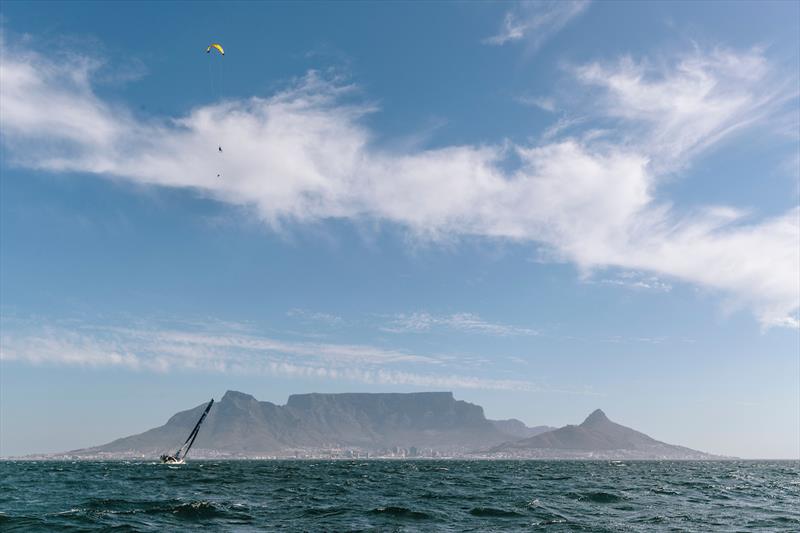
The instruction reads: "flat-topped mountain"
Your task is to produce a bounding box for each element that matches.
[488,409,717,459]
[67,392,717,459]
[74,390,538,457]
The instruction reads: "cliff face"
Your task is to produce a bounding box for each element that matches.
[82,390,518,455]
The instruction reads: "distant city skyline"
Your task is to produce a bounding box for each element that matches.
[1,1,798,459]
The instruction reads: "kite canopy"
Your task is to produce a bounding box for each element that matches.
[206,43,224,55]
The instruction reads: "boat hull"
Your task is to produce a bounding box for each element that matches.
[158,398,214,464]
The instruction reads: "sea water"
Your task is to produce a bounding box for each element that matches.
[1,460,798,531]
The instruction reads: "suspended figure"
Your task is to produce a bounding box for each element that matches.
[207,43,225,176]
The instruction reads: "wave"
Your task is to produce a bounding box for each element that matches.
[469,507,526,517]
[302,506,347,518]
[369,506,434,520]
[3,460,797,531]
[169,501,228,520]
[0,514,53,530]
[566,491,628,503]
[64,498,232,520]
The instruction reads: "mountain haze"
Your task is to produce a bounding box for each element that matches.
[490,418,554,439]
[67,392,718,459]
[76,391,525,457]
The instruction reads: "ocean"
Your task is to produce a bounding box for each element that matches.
[1,460,797,531]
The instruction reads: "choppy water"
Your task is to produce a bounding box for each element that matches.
[1,460,798,531]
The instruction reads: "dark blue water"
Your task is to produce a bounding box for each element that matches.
[1,460,798,531]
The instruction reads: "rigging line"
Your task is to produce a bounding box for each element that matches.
[208,54,214,101]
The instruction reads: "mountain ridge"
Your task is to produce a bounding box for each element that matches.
[74,390,521,456]
[486,408,717,459]
[64,391,719,459]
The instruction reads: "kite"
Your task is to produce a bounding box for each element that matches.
[206,43,225,55]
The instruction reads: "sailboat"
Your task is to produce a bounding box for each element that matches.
[160,398,214,464]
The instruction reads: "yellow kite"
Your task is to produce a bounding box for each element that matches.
[206,43,224,55]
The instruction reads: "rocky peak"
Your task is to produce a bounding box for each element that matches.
[580,409,610,427]
[220,390,257,405]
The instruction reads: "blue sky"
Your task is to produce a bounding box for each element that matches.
[1,1,798,458]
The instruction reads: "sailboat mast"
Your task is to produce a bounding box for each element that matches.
[176,399,214,459]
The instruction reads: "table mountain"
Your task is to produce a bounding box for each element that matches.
[66,394,718,459]
[73,390,539,457]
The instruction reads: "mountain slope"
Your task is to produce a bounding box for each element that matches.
[490,419,554,439]
[489,409,717,459]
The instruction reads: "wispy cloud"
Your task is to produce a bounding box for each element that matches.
[382,312,539,337]
[1,36,797,328]
[483,1,590,49]
[516,94,557,112]
[574,47,798,172]
[540,114,588,140]
[599,335,669,345]
[0,316,544,391]
[596,271,673,292]
[287,308,344,326]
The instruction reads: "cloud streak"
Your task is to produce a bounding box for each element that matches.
[597,271,673,292]
[382,312,539,336]
[574,48,798,172]
[483,1,590,48]
[287,308,344,326]
[0,37,797,328]
[0,317,539,391]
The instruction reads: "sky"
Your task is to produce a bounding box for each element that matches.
[0,1,798,459]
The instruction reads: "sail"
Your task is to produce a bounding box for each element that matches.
[173,399,214,460]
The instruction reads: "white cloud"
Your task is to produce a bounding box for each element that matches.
[540,115,588,140]
[0,37,797,328]
[483,1,590,48]
[383,312,539,336]
[0,317,540,391]
[597,271,673,292]
[516,95,557,112]
[574,48,797,171]
[287,308,344,326]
